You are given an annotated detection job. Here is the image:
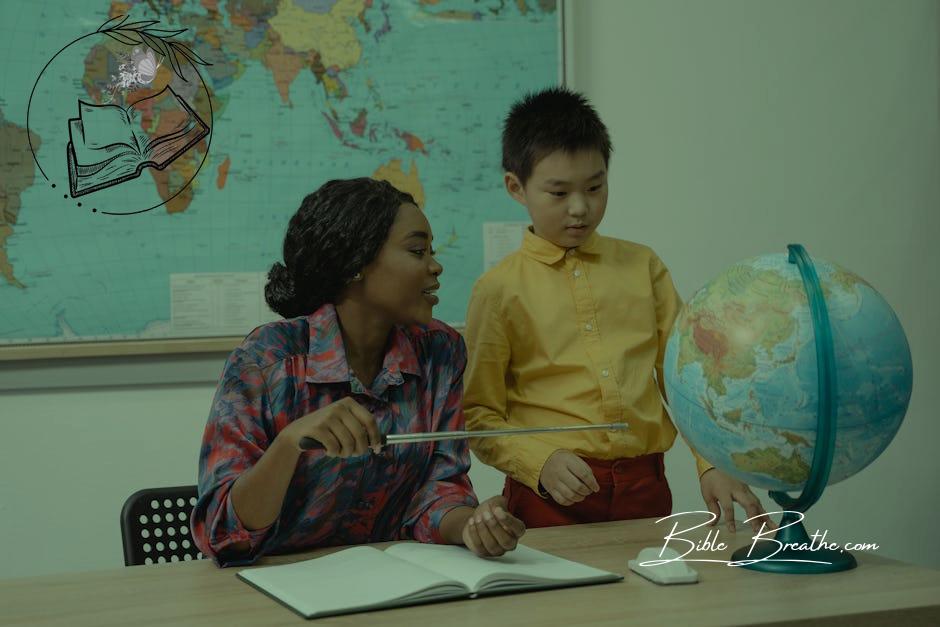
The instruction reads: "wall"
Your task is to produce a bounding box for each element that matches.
[568,0,940,569]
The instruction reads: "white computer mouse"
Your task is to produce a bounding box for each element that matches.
[628,546,699,585]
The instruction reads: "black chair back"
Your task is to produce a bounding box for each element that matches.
[120,485,203,566]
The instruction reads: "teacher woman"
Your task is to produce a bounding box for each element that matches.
[191,178,525,566]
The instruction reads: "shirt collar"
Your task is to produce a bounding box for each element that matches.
[521,227,603,265]
[304,304,421,388]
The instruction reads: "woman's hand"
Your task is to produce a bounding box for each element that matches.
[462,496,526,557]
[281,397,382,457]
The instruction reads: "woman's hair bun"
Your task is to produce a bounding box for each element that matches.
[264,261,302,318]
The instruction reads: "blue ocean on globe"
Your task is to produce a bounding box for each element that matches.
[663,253,912,492]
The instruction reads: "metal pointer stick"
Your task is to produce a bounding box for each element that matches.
[298,422,629,451]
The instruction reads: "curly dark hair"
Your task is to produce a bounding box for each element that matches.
[502,86,613,185]
[265,178,416,318]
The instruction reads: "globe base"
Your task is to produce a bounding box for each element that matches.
[731,543,857,574]
[730,513,858,574]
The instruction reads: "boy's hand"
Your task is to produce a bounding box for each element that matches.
[699,468,778,533]
[462,496,526,557]
[538,450,600,506]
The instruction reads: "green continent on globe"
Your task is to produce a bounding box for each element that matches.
[0,108,40,288]
[677,267,802,396]
[731,446,810,485]
[777,430,811,447]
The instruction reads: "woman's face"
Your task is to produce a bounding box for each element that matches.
[357,203,442,325]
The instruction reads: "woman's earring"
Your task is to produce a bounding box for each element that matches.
[352,272,363,282]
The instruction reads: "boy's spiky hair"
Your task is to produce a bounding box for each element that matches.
[501,86,612,185]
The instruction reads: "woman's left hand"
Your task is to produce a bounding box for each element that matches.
[462,496,526,557]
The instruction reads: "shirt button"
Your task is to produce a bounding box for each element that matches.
[585,323,593,331]
[566,249,576,257]
[573,269,582,278]
[601,369,610,377]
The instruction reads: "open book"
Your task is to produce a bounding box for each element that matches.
[66,85,209,197]
[237,543,623,619]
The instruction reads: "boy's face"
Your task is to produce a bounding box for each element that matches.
[505,149,608,249]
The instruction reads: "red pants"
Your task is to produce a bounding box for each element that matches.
[503,454,672,528]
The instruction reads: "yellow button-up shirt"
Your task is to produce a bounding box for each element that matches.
[464,228,712,491]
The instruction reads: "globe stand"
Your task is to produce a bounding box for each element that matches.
[731,511,857,574]
[731,245,857,574]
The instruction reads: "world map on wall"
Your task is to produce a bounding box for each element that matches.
[0,0,558,345]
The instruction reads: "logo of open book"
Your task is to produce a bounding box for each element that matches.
[26,14,213,214]
[66,86,210,197]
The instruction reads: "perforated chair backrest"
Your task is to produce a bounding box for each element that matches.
[120,485,204,566]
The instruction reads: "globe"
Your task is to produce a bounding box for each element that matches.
[663,245,912,573]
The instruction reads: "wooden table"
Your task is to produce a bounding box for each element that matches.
[3,518,939,626]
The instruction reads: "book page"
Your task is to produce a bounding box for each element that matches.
[140,116,197,156]
[237,546,467,618]
[68,119,137,168]
[126,87,198,156]
[385,543,621,593]
[143,118,203,165]
[77,101,136,152]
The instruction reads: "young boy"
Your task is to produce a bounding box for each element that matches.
[464,87,771,532]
